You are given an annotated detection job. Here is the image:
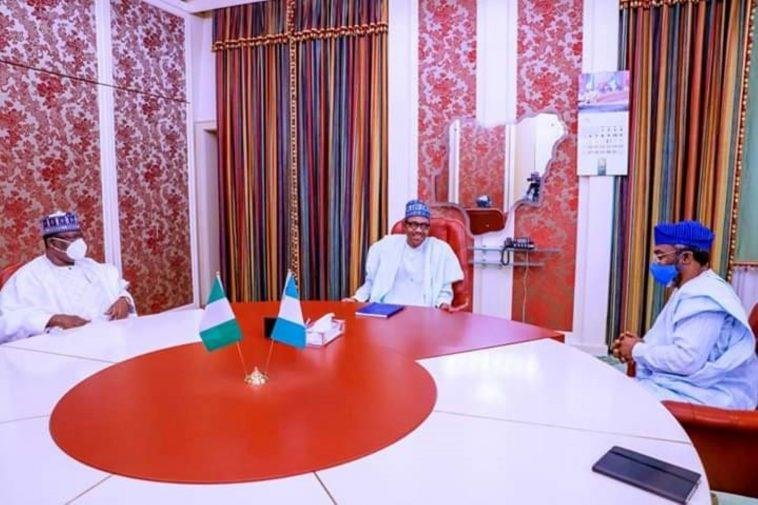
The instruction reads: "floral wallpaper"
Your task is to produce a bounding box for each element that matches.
[0,64,104,267]
[513,0,583,331]
[0,0,190,314]
[109,0,190,314]
[417,0,476,202]
[416,0,582,331]
[110,0,186,100]
[457,120,506,209]
[114,90,192,314]
[0,0,97,80]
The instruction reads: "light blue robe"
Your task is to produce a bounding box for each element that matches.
[632,270,757,409]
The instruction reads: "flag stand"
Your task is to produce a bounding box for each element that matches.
[245,366,268,386]
[246,339,274,386]
[263,339,275,373]
[234,342,250,378]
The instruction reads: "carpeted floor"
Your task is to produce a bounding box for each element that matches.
[712,491,758,504]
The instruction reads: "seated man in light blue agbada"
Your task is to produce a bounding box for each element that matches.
[613,220,757,409]
[344,200,464,311]
[0,211,135,344]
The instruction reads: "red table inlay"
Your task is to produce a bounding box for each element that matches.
[50,301,559,483]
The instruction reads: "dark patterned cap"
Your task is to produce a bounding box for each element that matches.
[41,211,80,236]
[405,199,431,220]
[654,220,714,251]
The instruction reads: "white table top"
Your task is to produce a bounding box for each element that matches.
[0,309,710,504]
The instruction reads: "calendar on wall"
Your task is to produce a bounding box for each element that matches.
[577,71,630,176]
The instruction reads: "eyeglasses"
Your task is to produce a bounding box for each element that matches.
[653,248,690,263]
[405,220,430,231]
[50,234,83,246]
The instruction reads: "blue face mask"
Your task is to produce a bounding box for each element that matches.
[649,263,678,286]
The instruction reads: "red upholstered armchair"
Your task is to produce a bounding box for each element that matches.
[391,217,472,311]
[0,262,23,289]
[626,303,758,497]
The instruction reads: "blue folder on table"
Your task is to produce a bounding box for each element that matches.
[355,302,405,318]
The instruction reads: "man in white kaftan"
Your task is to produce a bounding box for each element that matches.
[346,200,464,310]
[613,220,757,410]
[0,212,134,344]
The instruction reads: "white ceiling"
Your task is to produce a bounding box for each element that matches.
[155,0,266,14]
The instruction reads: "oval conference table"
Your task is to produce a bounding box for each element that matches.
[0,302,710,504]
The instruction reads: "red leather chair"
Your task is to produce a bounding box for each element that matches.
[0,262,23,289]
[391,217,472,311]
[627,303,758,497]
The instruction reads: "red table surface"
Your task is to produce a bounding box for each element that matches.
[50,301,560,483]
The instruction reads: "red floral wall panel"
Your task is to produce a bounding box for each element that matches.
[0,0,101,269]
[418,0,476,202]
[110,0,186,100]
[0,0,191,315]
[513,0,583,331]
[457,122,506,209]
[0,0,97,80]
[110,0,190,313]
[114,90,192,314]
[0,63,104,266]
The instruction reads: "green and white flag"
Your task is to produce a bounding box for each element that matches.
[199,276,242,351]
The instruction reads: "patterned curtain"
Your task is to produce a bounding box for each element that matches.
[607,0,755,343]
[213,0,388,301]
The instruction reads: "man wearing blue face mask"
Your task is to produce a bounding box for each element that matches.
[0,211,135,344]
[612,220,757,409]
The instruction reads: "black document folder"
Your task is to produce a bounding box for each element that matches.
[592,446,701,504]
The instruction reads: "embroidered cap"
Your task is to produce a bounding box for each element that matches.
[654,220,714,251]
[41,211,81,236]
[405,199,431,220]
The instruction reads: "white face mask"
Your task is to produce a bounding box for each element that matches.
[60,238,88,261]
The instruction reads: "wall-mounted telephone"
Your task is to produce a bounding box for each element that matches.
[504,237,535,250]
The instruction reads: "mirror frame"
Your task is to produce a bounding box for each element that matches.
[429,108,570,232]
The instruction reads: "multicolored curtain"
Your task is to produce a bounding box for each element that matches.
[607,0,755,343]
[213,0,387,301]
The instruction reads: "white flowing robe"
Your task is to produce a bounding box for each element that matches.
[0,255,134,344]
[632,270,758,409]
[353,235,464,307]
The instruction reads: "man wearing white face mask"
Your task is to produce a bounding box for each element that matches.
[0,211,135,344]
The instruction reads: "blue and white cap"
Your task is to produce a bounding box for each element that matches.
[41,211,80,237]
[405,199,431,220]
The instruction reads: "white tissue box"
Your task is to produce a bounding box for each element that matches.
[306,319,345,347]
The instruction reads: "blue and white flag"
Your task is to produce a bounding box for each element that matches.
[271,270,306,348]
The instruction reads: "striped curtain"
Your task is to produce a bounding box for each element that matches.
[607,0,755,343]
[214,0,387,301]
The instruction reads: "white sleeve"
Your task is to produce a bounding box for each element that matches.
[100,263,136,314]
[632,311,724,375]
[433,242,463,306]
[353,242,380,302]
[434,283,454,307]
[0,276,54,343]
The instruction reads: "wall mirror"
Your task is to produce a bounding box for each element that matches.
[432,112,567,231]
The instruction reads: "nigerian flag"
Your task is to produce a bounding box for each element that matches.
[199,276,242,351]
[271,270,306,348]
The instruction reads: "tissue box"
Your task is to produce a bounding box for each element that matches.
[306,319,345,347]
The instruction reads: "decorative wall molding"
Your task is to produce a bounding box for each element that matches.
[569,0,618,352]
[94,0,122,271]
[472,0,518,318]
[388,0,420,227]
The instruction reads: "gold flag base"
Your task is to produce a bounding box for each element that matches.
[245,366,269,386]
